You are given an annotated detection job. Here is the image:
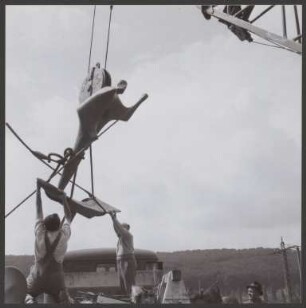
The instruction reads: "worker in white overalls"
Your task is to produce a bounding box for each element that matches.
[25,178,73,304]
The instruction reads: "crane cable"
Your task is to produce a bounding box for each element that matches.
[87,5,114,198]
[252,40,288,51]
[87,5,97,74]
[104,5,114,70]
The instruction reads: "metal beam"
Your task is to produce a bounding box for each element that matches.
[204,6,302,54]
[294,5,301,43]
[233,5,253,18]
[293,34,302,42]
[250,5,275,24]
[282,6,287,38]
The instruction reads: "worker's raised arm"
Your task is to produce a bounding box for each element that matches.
[109,212,128,236]
[62,194,74,224]
[36,178,44,220]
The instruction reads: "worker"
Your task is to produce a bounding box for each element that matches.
[219,5,254,42]
[25,178,73,304]
[201,5,212,20]
[244,281,266,304]
[109,212,137,296]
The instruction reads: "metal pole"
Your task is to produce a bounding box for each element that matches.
[282,6,287,38]
[295,247,302,301]
[281,238,292,303]
[293,6,301,43]
[293,34,302,42]
[250,5,275,24]
[233,5,253,18]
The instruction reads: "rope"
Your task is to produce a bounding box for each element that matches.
[104,5,114,70]
[89,145,95,196]
[47,162,62,182]
[70,169,78,199]
[88,5,97,74]
[5,131,94,218]
[92,195,107,213]
[6,123,33,152]
[87,5,114,197]
[98,119,119,138]
[47,148,74,165]
[252,40,300,55]
[252,40,287,50]
[5,191,36,219]
[86,6,98,195]
[5,119,122,218]
[6,123,93,196]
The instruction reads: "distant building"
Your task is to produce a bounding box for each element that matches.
[63,248,163,296]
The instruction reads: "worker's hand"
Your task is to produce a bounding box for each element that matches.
[109,211,116,219]
[36,178,45,188]
[62,196,74,224]
[58,189,67,200]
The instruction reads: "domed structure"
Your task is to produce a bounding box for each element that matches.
[63,248,163,296]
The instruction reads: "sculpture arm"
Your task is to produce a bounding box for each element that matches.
[110,93,148,121]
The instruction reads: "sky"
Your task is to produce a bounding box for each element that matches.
[5,5,302,254]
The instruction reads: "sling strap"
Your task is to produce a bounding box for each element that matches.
[44,231,62,256]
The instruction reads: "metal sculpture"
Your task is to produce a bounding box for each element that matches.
[6,64,148,219]
[58,64,148,191]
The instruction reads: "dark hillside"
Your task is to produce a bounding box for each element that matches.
[157,248,300,302]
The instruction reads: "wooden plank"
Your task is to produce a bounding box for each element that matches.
[40,180,120,218]
[82,197,120,214]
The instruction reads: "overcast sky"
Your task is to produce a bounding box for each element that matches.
[5,5,302,255]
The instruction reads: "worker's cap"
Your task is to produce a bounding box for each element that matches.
[44,213,61,231]
[246,281,263,295]
[5,266,27,303]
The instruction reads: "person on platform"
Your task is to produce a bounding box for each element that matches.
[109,212,137,296]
